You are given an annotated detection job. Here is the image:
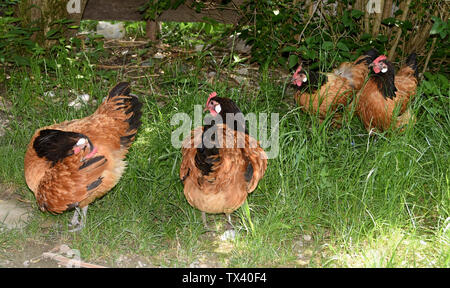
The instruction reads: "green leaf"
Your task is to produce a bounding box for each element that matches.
[12,55,30,66]
[430,16,446,36]
[288,54,299,69]
[337,42,349,52]
[278,56,287,67]
[351,9,364,19]
[401,20,413,31]
[281,46,298,53]
[360,33,372,41]
[423,71,433,80]
[46,29,59,38]
[436,74,449,88]
[382,17,396,26]
[422,80,433,92]
[342,11,352,27]
[376,35,388,43]
[304,49,317,60]
[430,22,441,35]
[322,41,333,50]
[394,9,403,17]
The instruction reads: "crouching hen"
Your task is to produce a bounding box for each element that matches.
[24,82,142,232]
[180,92,267,229]
[354,53,418,132]
[293,48,379,123]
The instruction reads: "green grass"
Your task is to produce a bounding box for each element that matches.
[0,45,449,268]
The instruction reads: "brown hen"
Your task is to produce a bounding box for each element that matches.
[293,48,379,123]
[180,92,267,229]
[24,82,142,231]
[353,53,418,132]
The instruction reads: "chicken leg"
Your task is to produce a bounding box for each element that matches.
[68,206,88,232]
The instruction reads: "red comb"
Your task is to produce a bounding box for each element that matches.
[292,66,303,86]
[206,91,217,104]
[293,66,302,77]
[373,55,387,64]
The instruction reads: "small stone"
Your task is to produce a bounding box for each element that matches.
[78,93,90,103]
[153,52,165,59]
[303,234,312,241]
[44,91,55,98]
[220,229,236,241]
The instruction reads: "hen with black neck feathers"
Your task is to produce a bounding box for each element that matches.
[293,48,379,124]
[24,82,142,232]
[354,53,418,132]
[180,92,267,229]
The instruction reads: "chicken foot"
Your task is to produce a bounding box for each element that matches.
[68,206,88,232]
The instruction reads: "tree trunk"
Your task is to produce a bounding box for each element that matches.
[146,20,160,42]
[371,0,384,36]
[17,0,87,47]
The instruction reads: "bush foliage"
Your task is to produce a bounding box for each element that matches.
[1,0,448,74]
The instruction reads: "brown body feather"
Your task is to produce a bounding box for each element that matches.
[294,55,371,121]
[355,65,417,132]
[180,124,267,214]
[24,83,141,214]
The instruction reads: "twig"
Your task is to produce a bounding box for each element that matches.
[94,64,159,72]
[421,37,437,76]
[297,0,321,44]
[27,245,107,268]
[388,0,412,61]
[42,251,106,268]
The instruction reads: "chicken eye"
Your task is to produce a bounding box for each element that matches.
[76,138,86,146]
[215,104,222,114]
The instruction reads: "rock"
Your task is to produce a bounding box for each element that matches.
[43,91,55,98]
[195,44,204,52]
[236,67,248,75]
[153,52,165,59]
[68,93,92,110]
[228,34,252,54]
[303,234,312,241]
[96,21,125,39]
[0,199,32,230]
[219,229,236,241]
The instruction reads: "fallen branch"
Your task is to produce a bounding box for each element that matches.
[41,245,107,268]
[24,245,107,268]
[94,64,159,72]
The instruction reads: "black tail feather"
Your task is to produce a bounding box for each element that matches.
[406,53,418,79]
[195,127,220,176]
[195,146,220,176]
[120,133,136,146]
[108,82,143,146]
[124,95,143,132]
[108,82,131,100]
